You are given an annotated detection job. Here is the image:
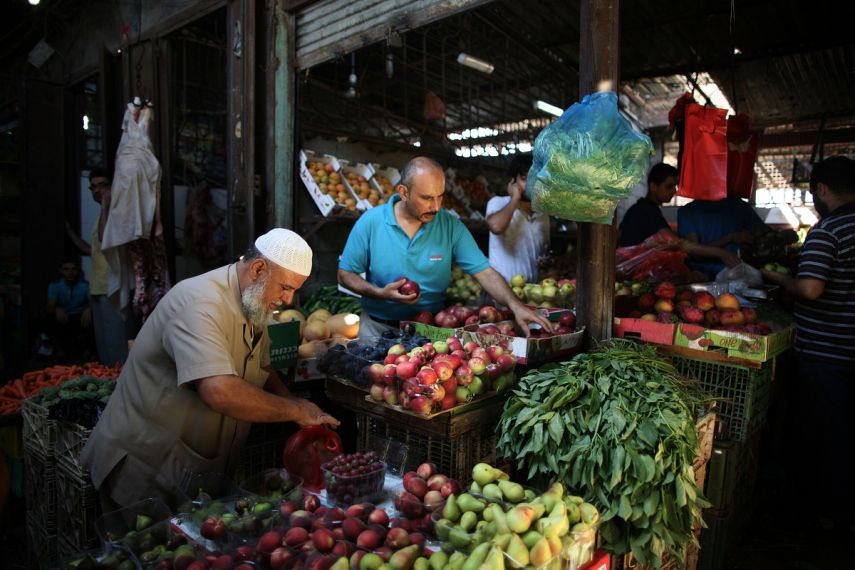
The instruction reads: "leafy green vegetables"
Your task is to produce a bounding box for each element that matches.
[528,91,653,224]
[302,285,362,315]
[497,341,709,567]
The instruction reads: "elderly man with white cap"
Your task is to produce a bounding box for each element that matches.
[82,228,339,511]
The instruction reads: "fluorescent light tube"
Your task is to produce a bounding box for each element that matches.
[534,100,563,117]
[457,53,494,74]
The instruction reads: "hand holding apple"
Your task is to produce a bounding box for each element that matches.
[382,278,421,304]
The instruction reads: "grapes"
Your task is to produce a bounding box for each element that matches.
[322,452,385,505]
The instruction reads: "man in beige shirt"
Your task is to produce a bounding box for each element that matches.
[66,168,128,365]
[81,229,339,510]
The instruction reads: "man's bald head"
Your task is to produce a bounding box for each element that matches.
[400,156,444,188]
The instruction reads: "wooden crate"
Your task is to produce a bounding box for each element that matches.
[326,376,505,439]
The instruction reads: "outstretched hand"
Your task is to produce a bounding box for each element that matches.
[296,399,340,428]
[512,305,554,337]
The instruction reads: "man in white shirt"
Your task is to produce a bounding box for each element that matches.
[485,154,550,283]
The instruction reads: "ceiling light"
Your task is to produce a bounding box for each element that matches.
[457,53,494,74]
[533,100,564,117]
[344,53,358,99]
[28,0,41,5]
[733,47,742,55]
[82,115,89,131]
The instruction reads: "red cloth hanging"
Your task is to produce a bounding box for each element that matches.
[677,103,729,200]
[726,114,759,199]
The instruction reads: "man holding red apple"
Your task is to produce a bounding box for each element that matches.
[338,156,553,337]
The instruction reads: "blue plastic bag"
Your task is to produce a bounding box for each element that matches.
[527,91,653,224]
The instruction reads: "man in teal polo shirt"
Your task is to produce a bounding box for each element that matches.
[338,156,552,337]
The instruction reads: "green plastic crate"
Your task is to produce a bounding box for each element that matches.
[671,356,773,442]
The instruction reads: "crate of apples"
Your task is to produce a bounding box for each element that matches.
[634,281,772,334]
[366,335,517,416]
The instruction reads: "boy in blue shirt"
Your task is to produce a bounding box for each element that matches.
[46,259,94,359]
[338,156,552,337]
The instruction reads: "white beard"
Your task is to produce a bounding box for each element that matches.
[241,273,273,327]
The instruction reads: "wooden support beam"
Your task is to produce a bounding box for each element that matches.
[576,0,620,343]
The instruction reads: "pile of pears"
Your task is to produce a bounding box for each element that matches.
[429,463,600,569]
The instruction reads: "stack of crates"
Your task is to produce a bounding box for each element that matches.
[22,398,58,569]
[22,396,103,566]
[54,420,101,558]
[671,355,775,570]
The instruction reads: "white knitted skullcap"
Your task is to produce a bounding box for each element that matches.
[255,229,313,276]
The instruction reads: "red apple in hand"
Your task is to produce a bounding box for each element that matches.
[397,277,421,296]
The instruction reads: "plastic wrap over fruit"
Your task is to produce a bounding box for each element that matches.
[527,91,653,224]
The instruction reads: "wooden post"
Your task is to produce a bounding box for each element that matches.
[576,0,620,343]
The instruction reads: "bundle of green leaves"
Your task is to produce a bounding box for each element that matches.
[497,341,710,567]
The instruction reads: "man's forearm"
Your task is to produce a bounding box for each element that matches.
[486,199,518,234]
[338,269,380,299]
[475,268,522,310]
[684,242,728,260]
[263,367,292,397]
[197,375,307,423]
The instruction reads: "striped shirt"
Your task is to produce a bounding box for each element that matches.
[794,201,855,363]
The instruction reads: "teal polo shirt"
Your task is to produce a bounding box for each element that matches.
[339,195,490,321]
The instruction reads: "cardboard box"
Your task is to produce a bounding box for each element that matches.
[268,320,301,369]
[523,304,571,322]
[339,160,378,211]
[673,322,794,362]
[580,550,610,570]
[299,149,337,216]
[613,317,677,346]
[370,164,400,199]
[463,321,585,365]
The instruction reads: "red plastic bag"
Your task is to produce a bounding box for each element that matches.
[615,229,689,283]
[282,426,343,492]
[726,114,758,199]
[677,103,728,200]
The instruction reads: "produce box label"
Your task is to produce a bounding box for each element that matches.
[401,321,464,343]
[463,322,585,365]
[523,305,570,322]
[674,323,794,362]
[268,320,301,369]
[613,318,676,346]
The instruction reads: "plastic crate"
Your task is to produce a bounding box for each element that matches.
[356,413,498,483]
[25,447,56,531]
[234,434,288,485]
[55,420,93,479]
[697,507,754,570]
[671,356,773,441]
[57,542,140,570]
[96,497,173,544]
[56,467,101,552]
[26,512,58,570]
[704,434,762,512]
[22,397,56,458]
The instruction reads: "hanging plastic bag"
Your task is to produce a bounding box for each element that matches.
[282,426,343,492]
[726,114,758,199]
[527,91,653,224]
[677,103,728,200]
[715,261,762,287]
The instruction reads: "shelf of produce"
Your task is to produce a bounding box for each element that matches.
[325,376,505,439]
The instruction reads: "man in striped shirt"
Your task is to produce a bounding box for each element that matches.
[763,155,854,534]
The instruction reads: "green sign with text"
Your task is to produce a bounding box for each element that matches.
[268,320,301,369]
